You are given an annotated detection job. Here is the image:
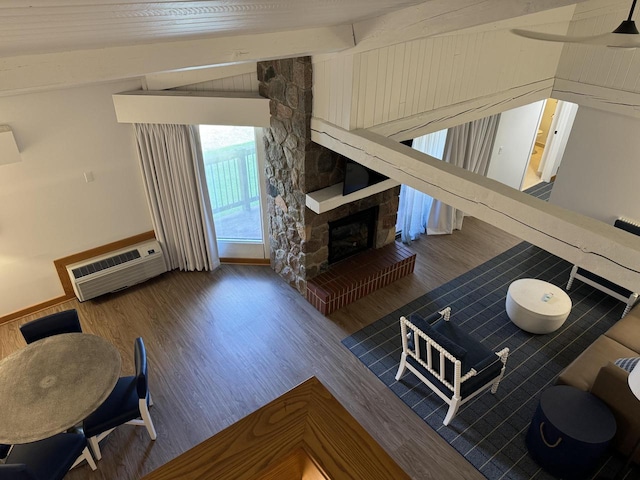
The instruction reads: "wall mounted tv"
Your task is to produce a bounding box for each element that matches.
[342,160,388,196]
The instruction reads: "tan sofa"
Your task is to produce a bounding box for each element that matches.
[556,305,640,461]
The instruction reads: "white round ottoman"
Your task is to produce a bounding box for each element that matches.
[506,279,572,334]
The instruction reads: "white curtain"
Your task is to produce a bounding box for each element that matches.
[426,114,500,235]
[135,123,220,271]
[397,129,447,243]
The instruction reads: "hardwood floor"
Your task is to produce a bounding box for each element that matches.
[2,217,522,480]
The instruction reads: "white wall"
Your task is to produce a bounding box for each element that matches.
[549,106,640,224]
[0,80,152,317]
[486,101,544,189]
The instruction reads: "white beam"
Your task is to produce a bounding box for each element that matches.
[311,117,640,292]
[144,63,258,91]
[112,90,270,127]
[0,26,354,96]
[350,0,586,55]
[553,79,640,120]
[368,79,554,142]
[0,126,21,166]
[306,179,400,214]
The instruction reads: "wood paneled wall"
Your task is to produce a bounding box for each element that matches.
[556,0,640,92]
[313,7,571,132]
[553,0,640,118]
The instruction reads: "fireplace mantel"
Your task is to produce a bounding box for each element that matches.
[305,178,400,214]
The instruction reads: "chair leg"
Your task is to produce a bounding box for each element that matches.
[566,265,578,290]
[88,436,102,461]
[491,348,510,394]
[71,446,97,471]
[395,353,407,381]
[622,293,638,319]
[139,399,157,440]
[443,397,461,426]
[83,446,97,471]
[491,376,502,394]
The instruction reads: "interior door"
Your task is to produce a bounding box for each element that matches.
[540,101,579,182]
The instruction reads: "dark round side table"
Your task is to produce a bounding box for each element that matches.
[526,385,617,480]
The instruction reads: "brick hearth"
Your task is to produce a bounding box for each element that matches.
[306,242,416,315]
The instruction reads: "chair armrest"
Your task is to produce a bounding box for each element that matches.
[591,362,640,461]
[469,353,499,374]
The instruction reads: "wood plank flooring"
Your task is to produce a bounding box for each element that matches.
[1,217,521,480]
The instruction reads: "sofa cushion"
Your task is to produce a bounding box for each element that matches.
[605,311,640,352]
[556,335,638,391]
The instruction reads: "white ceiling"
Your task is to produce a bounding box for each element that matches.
[0,0,421,57]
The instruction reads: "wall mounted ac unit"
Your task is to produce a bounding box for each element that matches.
[66,240,167,302]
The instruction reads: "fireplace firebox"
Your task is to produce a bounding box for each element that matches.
[328,207,377,264]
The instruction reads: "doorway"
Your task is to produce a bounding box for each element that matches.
[521,99,578,190]
[199,125,270,260]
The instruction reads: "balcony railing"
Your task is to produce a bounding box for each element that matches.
[202,142,259,215]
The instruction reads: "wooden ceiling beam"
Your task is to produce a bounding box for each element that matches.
[0,26,353,96]
[349,0,587,54]
[311,117,640,292]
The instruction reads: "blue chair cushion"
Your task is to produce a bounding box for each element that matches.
[83,375,141,438]
[0,464,35,480]
[408,313,467,361]
[431,317,496,373]
[0,444,11,459]
[4,433,86,480]
[19,310,82,345]
[614,218,640,236]
[407,313,467,388]
[575,268,633,298]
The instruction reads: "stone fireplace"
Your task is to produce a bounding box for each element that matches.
[258,57,407,308]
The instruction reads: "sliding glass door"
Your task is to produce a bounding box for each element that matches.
[199,126,269,259]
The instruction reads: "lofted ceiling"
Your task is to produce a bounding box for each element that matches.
[0,0,598,95]
[0,0,421,58]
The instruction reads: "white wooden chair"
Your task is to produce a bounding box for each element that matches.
[566,218,640,319]
[395,307,509,426]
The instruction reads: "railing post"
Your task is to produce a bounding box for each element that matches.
[239,148,251,212]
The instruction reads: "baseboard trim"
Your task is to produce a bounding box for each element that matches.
[0,295,74,325]
[220,257,271,266]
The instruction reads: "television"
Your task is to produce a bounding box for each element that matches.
[342,160,388,196]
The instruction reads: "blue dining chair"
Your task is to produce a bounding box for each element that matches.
[19,310,82,345]
[83,337,157,460]
[0,431,96,479]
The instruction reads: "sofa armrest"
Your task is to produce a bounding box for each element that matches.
[556,335,637,391]
[590,362,640,462]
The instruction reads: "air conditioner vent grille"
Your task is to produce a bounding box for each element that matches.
[72,249,141,279]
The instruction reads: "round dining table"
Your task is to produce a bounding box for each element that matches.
[0,333,121,444]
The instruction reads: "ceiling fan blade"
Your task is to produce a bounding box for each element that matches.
[511,29,640,48]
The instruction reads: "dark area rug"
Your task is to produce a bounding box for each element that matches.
[342,241,634,479]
